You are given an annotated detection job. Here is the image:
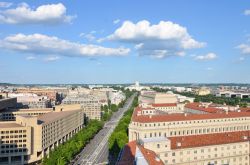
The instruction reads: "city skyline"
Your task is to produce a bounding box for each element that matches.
[1,0,250,84]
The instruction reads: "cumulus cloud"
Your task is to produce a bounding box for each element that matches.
[0,2,12,8]
[0,33,130,58]
[105,20,205,58]
[79,32,96,41]
[237,44,250,54]
[0,3,75,24]
[194,53,217,61]
[244,10,250,15]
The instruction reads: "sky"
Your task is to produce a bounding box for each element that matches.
[0,0,250,84]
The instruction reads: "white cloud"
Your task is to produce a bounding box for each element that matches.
[0,3,75,24]
[105,20,205,58]
[244,10,250,15]
[44,56,60,62]
[79,33,85,37]
[113,19,120,24]
[26,56,36,60]
[84,34,95,41]
[194,53,217,61]
[79,32,96,41]
[0,33,130,58]
[237,44,250,54]
[206,67,213,71]
[0,2,12,8]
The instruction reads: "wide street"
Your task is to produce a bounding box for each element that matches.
[72,93,136,165]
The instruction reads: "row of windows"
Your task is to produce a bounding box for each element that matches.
[140,125,250,138]
[134,117,250,127]
[164,147,248,157]
[1,135,26,139]
[1,144,26,148]
[1,149,27,154]
[163,155,248,164]
[0,130,26,134]
[1,139,27,143]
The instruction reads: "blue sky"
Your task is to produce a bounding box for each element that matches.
[0,0,250,84]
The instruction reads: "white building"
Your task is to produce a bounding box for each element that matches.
[125,81,150,91]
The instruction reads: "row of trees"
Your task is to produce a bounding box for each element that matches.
[152,87,249,107]
[42,120,103,165]
[42,87,134,165]
[108,95,138,164]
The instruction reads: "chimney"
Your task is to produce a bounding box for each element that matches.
[177,142,182,147]
[149,115,152,119]
[184,113,188,117]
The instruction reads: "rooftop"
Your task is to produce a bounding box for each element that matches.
[37,110,80,124]
[185,102,223,113]
[151,103,177,107]
[169,131,250,149]
[117,141,164,165]
[0,122,23,128]
[132,106,250,123]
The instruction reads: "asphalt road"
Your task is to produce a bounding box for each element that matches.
[72,93,136,165]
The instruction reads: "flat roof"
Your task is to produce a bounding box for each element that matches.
[0,122,23,128]
[1,108,52,113]
[37,110,80,124]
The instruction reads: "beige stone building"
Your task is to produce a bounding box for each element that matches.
[139,92,178,105]
[125,104,250,165]
[81,101,101,120]
[0,105,84,164]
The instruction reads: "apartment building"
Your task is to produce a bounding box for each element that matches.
[0,97,17,110]
[8,93,51,109]
[15,87,59,102]
[63,96,102,120]
[81,101,101,120]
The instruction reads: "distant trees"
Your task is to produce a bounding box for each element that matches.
[42,120,103,165]
[152,87,250,107]
[108,96,138,164]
